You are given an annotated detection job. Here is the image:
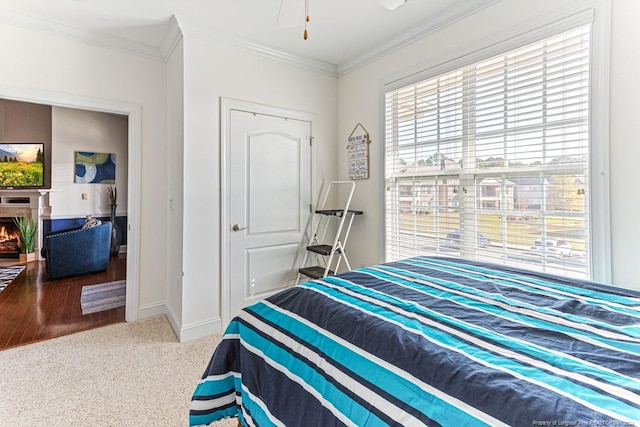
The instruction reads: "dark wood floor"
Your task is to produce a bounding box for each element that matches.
[0,255,126,351]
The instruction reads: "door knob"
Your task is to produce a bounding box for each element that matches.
[232,224,247,232]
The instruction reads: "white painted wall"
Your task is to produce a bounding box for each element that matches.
[609,0,640,288]
[338,0,639,290]
[0,17,337,338]
[176,32,337,339]
[50,107,128,218]
[166,39,184,329]
[4,0,635,340]
[0,23,169,312]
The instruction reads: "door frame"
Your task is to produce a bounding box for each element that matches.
[0,85,141,322]
[220,98,317,325]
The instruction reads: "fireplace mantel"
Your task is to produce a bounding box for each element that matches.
[0,188,56,196]
[0,189,57,260]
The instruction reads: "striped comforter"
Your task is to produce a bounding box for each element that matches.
[190,257,640,426]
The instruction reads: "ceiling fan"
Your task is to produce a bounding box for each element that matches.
[277,0,408,35]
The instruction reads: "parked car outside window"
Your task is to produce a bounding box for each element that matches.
[530,239,573,258]
[446,229,491,248]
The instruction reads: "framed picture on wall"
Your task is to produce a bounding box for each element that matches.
[74,151,116,184]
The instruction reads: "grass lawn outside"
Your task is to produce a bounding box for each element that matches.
[398,211,587,252]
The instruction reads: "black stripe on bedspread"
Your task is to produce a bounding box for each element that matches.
[329,270,640,410]
[241,304,441,427]
[239,338,350,427]
[190,256,640,427]
[274,281,630,425]
[393,258,640,328]
[337,266,640,382]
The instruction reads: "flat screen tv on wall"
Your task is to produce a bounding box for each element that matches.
[0,143,45,189]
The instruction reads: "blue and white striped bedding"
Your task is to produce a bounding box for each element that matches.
[190,257,640,426]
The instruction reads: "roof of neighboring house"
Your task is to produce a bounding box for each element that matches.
[478,178,516,186]
[397,160,462,176]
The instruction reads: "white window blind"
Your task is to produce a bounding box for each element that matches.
[384,25,591,279]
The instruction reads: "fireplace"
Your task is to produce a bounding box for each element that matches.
[0,190,51,262]
[0,218,20,258]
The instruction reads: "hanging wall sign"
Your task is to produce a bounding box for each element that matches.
[347,123,370,180]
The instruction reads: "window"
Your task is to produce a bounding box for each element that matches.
[384,25,591,279]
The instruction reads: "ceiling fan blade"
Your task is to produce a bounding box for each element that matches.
[277,0,304,28]
[376,0,407,11]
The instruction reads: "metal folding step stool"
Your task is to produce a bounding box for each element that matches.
[296,181,362,284]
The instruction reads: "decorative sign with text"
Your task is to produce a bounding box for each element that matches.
[347,123,370,180]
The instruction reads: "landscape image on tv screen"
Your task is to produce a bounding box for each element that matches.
[0,143,44,188]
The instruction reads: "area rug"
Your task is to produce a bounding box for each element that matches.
[0,265,25,294]
[80,280,126,315]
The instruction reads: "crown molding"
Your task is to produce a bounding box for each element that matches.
[0,1,504,77]
[0,6,165,61]
[0,5,335,75]
[381,0,596,90]
[160,15,183,59]
[337,0,501,77]
[175,16,337,77]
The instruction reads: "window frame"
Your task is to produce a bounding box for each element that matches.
[378,2,611,283]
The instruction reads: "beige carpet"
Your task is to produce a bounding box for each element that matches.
[0,315,238,427]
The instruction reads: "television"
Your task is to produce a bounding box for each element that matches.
[0,143,45,189]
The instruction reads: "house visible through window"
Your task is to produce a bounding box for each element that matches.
[384,24,591,279]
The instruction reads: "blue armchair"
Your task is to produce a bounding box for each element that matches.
[42,222,112,279]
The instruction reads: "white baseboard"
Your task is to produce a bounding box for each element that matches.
[137,301,222,342]
[137,301,166,319]
[164,303,222,342]
[165,302,181,339]
[178,316,222,342]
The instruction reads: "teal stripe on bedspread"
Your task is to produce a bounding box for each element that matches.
[319,272,640,395]
[375,262,640,343]
[190,256,640,426]
[302,278,640,421]
[368,264,640,350]
[247,299,491,427]
[410,257,640,312]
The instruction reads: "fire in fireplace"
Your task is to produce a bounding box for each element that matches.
[0,218,21,258]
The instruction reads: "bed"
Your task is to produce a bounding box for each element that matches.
[190,256,640,426]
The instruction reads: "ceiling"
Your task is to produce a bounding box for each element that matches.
[0,0,497,70]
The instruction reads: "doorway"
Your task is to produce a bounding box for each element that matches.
[0,88,141,323]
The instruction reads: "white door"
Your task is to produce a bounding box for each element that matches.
[227,107,313,319]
